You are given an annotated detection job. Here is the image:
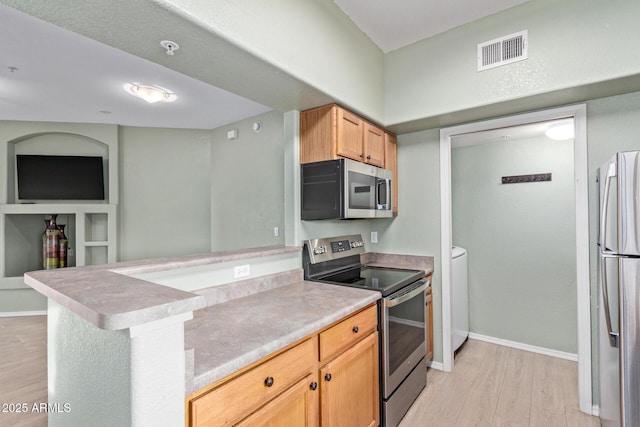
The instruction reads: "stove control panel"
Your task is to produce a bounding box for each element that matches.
[304,234,366,264]
[313,245,328,255]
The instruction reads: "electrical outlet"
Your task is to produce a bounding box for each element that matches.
[233,264,251,278]
[371,232,378,244]
[273,226,279,237]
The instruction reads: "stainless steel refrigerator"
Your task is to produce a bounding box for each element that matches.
[598,151,640,427]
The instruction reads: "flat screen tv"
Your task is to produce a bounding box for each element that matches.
[16,155,105,201]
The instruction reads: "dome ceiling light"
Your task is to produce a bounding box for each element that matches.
[545,121,574,141]
[123,82,177,104]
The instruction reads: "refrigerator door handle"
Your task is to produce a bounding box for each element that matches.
[600,161,617,255]
[600,253,620,348]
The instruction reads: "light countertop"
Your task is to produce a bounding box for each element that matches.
[24,244,432,396]
[23,245,299,330]
[185,278,380,393]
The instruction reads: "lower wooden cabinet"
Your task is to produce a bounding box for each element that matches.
[320,332,379,427]
[188,338,316,426]
[236,374,319,427]
[425,275,434,362]
[186,303,379,427]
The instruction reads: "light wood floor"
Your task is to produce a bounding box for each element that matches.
[0,315,47,427]
[400,339,601,427]
[0,317,601,427]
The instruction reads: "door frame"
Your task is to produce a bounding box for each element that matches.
[439,104,592,413]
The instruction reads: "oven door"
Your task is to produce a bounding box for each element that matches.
[381,278,428,398]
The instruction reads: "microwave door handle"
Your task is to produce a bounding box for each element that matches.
[377,178,391,209]
[376,179,383,207]
[386,178,391,209]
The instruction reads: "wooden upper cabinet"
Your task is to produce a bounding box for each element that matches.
[384,132,398,215]
[300,104,338,163]
[301,104,385,167]
[336,108,364,162]
[363,123,385,167]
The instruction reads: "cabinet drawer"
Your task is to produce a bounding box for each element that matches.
[319,304,377,362]
[190,338,315,427]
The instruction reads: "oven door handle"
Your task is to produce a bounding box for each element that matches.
[386,279,430,308]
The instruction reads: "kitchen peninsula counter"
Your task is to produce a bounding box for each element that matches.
[23,245,381,427]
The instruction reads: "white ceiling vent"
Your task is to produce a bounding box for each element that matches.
[477,30,528,71]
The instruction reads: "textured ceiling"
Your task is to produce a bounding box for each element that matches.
[1,0,533,129]
[0,3,271,129]
[333,0,532,52]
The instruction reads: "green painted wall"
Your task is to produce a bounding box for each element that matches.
[118,126,212,260]
[384,0,640,131]
[373,129,442,362]
[452,136,576,353]
[210,110,286,251]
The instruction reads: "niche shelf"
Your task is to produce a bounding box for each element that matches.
[0,123,119,291]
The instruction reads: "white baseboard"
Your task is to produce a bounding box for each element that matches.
[0,310,47,317]
[468,332,578,361]
[427,360,444,371]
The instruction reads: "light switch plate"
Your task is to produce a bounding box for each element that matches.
[371,232,378,244]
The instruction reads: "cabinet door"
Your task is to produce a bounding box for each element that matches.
[336,108,364,162]
[425,282,433,361]
[300,104,337,164]
[236,374,319,427]
[189,339,315,427]
[384,132,398,215]
[363,123,385,167]
[320,332,379,427]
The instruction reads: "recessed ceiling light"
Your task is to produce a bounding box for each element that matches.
[123,82,177,104]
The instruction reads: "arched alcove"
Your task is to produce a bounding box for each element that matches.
[0,122,118,306]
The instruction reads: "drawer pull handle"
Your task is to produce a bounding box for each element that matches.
[325,373,332,382]
[264,376,275,387]
[352,326,359,333]
[310,382,318,391]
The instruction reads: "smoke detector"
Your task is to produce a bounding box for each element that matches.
[160,40,180,56]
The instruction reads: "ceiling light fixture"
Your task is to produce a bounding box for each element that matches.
[123,82,177,104]
[545,122,574,141]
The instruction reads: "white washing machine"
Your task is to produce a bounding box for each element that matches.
[452,246,469,351]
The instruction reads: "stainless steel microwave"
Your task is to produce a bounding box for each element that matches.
[301,158,392,220]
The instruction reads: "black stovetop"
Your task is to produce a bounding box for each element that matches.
[314,265,424,297]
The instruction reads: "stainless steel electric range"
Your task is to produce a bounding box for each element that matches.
[303,234,429,427]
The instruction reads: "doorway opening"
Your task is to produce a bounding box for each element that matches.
[439,105,591,413]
